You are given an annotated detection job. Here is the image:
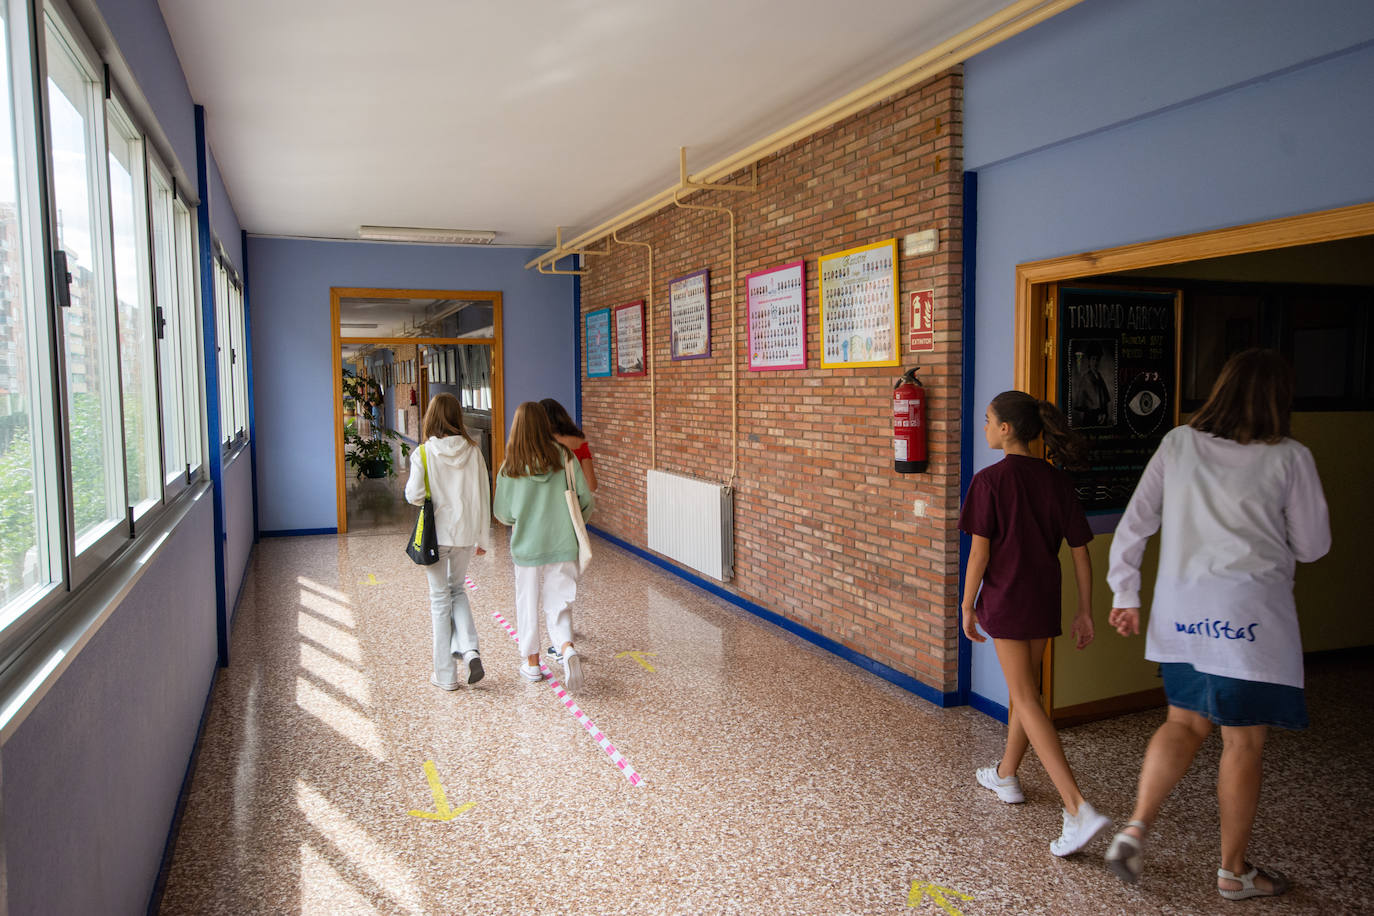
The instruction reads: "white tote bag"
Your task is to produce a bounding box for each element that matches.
[563,455,592,573]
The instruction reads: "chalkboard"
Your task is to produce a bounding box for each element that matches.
[1058,287,1179,512]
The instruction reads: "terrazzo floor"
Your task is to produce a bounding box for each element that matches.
[156,522,1374,915]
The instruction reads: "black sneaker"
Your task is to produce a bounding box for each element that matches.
[464,653,485,685]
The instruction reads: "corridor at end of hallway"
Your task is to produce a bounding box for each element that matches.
[156,524,1374,914]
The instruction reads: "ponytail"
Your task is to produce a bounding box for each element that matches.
[989,390,1091,471]
[1037,400,1090,471]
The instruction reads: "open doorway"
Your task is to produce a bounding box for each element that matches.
[331,288,504,534]
[1012,202,1374,724]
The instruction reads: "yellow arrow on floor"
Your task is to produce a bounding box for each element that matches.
[615,650,657,673]
[907,881,972,914]
[407,760,474,822]
[364,573,379,586]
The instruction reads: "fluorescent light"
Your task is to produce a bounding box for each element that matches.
[340,322,378,329]
[358,226,497,245]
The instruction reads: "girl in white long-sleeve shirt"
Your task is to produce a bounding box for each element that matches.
[405,393,492,691]
[1103,349,1330,901]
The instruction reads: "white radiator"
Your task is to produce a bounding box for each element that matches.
[646,469,734,582]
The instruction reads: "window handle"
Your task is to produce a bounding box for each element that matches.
[156,306,166,339]
[53,250,72,308]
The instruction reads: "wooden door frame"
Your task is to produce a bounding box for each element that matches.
[1012,200,1374,717]
[331,287,505,534]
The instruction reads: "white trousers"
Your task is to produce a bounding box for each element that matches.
[425,547,478,684]
[513,561,577,660]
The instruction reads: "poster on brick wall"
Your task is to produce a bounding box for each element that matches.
[819,239,899,368]
[615,300,646,376]
[908,288,935,353]
[746,260,807,371]
[669,268,711,359]
[585,308,612,378]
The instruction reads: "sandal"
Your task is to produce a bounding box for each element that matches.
[1105,820,1147,884]
[1217,864,1290,900]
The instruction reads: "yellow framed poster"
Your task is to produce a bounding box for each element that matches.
[819,238,899,368]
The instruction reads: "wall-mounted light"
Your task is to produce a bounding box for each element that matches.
[340,322,379,329]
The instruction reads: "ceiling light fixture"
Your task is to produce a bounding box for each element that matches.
[358,225,497,245]
[340,322,379,329]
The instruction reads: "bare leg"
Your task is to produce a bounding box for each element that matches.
[994,638,1085,814]
[1125,705,1213,839]
[1217,725,1276,893]
[1000,712,1030,779]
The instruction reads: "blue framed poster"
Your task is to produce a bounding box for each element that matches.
[585,308,612,378]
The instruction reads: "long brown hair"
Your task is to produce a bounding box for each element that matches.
[1189,348,1292,444]
[422,392,474,444]
[540,398,584,438]
[990,390,1091,471]
[502,401,562,478]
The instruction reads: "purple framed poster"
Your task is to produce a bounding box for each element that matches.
[615,300,646,377]
[746,260,806,371]
[669,268,710,359]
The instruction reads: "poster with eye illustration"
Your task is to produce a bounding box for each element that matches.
[819,239,899,368]
[746,260,806,371]
[1058,286,1180,512]
[669,269,711,360]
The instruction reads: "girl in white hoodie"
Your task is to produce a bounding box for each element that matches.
[405,393,492,690]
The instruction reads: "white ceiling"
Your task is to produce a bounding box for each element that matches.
[157,0,1025,248]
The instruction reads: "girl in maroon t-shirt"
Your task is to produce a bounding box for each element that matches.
[958,390,1110,857]
[541,398,597,492]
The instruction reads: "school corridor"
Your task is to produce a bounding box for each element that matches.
[152,526,1374,915]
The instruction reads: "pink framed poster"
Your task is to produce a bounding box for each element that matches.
[669,268,711,359]
[615,300,646,376]
[746,260,806,371]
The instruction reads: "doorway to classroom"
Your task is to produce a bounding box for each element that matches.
[331,287,504,534]
[1011,202,1374,725]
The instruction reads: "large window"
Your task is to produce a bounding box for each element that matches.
[0,1,211,659]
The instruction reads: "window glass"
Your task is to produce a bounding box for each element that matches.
[45,21,123,549]
[149,161,184,487]
[0,5,54,620]
[107,103,159,516]
[173,199,200,471]
[230,277,246,437]
[213,256,230,444]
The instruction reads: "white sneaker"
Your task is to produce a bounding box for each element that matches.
[1050,801,1112,857]
[976,764,1025,803]
[561,646,584,691]
[518,663,544,683]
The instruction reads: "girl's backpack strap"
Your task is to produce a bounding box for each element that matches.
[420,443,430,499]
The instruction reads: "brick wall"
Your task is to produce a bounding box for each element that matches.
[579,70,964,694]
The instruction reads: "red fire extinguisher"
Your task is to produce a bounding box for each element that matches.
[893,367,928,473]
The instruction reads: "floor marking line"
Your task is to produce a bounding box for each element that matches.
[407,759,474,821]
[465,575,644,787]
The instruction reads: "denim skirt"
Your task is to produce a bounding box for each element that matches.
[1161,663,1308,730]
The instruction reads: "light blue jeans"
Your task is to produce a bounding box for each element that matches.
[425,546,479,685]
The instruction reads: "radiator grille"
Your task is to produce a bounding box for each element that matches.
[646,469,734,582]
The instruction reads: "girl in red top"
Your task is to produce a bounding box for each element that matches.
[541,398,596,492]
[959,390,1110,856]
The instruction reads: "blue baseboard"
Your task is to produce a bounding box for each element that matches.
[588,525,962,709]
[968,692,1009,724]
[259,527,338,538]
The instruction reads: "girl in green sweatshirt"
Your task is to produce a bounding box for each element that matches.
[494,402,594,689]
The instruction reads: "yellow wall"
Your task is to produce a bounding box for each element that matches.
[1052,412,1373,710]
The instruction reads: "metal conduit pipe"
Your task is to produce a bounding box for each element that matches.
[525,0,1084,271]
[610,229,655,469]
[671,186,737,488]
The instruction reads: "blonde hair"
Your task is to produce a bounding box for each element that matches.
[502,401,562,478]
[422,392,474,444]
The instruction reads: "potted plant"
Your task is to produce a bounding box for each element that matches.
[342,369,410,478]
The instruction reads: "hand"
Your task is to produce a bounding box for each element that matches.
[1071,611,1094,649]
[961,606,985,643]
[474,547,486,557]
[1109,607,1141,637]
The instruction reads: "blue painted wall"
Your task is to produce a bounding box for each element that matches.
[209,150,244,273]
[1,495,218,916]
[962,0,1374,706]
[248,237,576,532]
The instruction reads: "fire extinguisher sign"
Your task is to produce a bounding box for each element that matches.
[908,289,935,353]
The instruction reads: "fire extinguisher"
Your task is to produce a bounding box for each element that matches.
[893,367,928,473]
